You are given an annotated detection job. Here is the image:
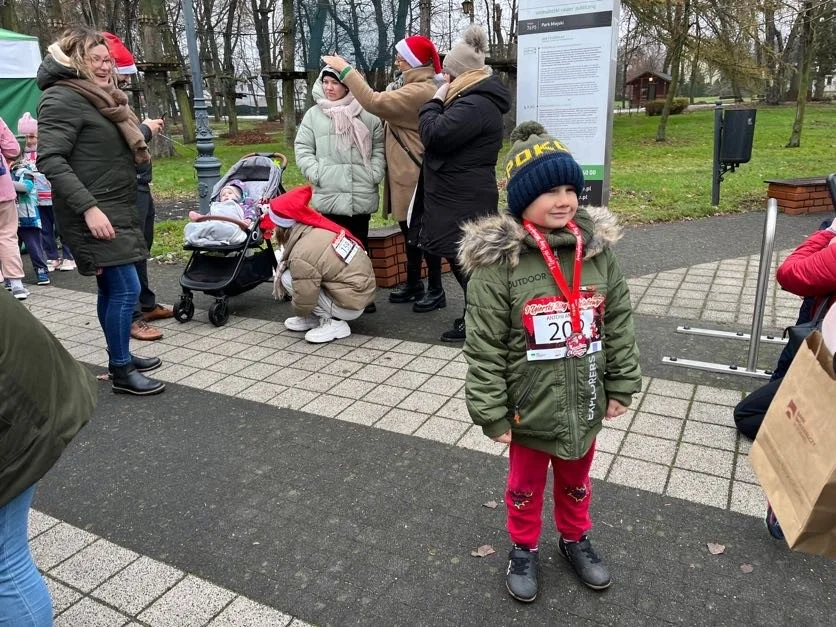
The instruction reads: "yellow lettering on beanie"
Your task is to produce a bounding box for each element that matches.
[515,149,533,169]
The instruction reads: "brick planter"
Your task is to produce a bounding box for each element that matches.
[765,177,833,215]
[368,225,450,288]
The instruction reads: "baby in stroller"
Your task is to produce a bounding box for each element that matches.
[184,180,259,247]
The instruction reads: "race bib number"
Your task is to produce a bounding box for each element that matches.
[522,293,604,361]
[331,231,359,264]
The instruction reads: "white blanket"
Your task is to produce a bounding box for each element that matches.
[183,200,248,247]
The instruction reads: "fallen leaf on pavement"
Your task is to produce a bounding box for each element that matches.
[740,564,754,573]
[471,544,496,558]
[96,373,110,381]
[707,542,726,555]
[483,500,498,509]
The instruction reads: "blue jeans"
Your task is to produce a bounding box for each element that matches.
[96,264,140,366]
[0,486,53,626]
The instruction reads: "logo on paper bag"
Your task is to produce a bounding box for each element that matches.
[784,399,817,446]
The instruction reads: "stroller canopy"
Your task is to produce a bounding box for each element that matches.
[212,154,285,203]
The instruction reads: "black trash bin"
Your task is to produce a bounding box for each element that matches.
[721,109,757,164]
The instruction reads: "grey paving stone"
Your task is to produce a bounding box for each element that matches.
[54,597,129,627]
[373,351,417,369]
[693,385,744,406]
[328,378,377,400]
[413,417,469,445]
[635,302,670,315]
[234,362,282,382]
[45,576,82,614]
[267,388,320,410]
[629,412,684,440]
[30,523,97,570]
[668,307,703,319]
[208,596,293,626]
[456,425,506,455]
[50,539,139,593]
[178,370,227,390]
[259,335,303,350]
[417,375,464,397]
[353,363,399,383]
[385,369,431,389]
[396,390,449,414]
[300,394,354,418]
[342,347,385,364]
[360,336,403,351]
[681,421,738,451]
[92,556,184,616]
[639,394,690,419]
[375,408,428,434]
[674,443,734,478]
[595,427,626,454]
[701,309,738,323]
[729,481,767,518]
[362,384,412,406]
[270,367,313,386]
[291,354,336,372]
[295,372,345,393]
[603,407,635,431]
[590,451,614,480]
[137,574,236,627]
[231,345,277,362]
[207,357,252,375]
[235,382,285,403]
[180,352,226,369]
[665,469,729,508]
[320,360,364,377]
[607,458,668,493]
[435,397,469,422]
[687,401,736,427]
[733,455,759,484]
[737,436,753,455]
[28,510,60,540]
[335,400,390,426]
[310,342,354,358]
[160,346,202,363]
[207,376,256,397]
[620,433,677,465]
[646,379,695,400]
[403,356,448,375]
[335,332,374,347]
[435,360,469,379]
[422,344,463,360]
[388,340,433,355]
[212,341,251,357]
[154,364,199,384]
[641,294,673,305]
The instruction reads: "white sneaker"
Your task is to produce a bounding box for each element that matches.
[304,318,351,343]
[284,315,319,332]
[47,259,60,272]
[59,259,77,271]
[12,286,30,300]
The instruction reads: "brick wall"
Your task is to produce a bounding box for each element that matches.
[368,226,450,288]
[766,178,833,216]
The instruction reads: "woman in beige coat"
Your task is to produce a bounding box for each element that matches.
[322,35,441,305]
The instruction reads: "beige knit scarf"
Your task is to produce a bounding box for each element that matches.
[47,44,149,165]
[444,68,491,106]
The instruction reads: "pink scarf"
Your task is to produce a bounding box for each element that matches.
[316,93,371,166]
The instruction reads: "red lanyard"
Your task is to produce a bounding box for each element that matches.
[522,219,584,335]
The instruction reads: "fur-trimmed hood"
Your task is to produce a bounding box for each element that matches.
[458,207,623,274]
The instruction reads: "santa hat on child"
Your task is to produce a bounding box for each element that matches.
[395,36,442,78]
[102,32,138,75]
[260,186,365,250]
[17,113,37,136]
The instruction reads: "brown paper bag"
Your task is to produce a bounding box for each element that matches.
[749,331,836,558]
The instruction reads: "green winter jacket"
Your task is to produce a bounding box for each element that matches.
[460,209,641,459]
[0,289,96,507]
[294,69,386,217]
[35,55,147,276]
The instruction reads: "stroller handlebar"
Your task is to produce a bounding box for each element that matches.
[242,152,288,169]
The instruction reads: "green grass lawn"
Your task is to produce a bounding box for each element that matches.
[149,103,832,257]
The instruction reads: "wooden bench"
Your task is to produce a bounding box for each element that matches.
[765,177,833,215]
[368,226,450,288]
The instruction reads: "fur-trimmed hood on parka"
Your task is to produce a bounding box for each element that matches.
[458,206,623,274]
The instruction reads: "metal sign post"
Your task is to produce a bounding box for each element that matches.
[662,198,782,379]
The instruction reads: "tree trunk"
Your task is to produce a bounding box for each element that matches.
[253,0,280,121]
[174,77,196,144]
[787,2,814,148]
[688,22,700,104]
[138,0,176,158]
[222,0,241,136]
[0,0,20,31]
[419,0,431,36]
[656,0,689,142]
[282,0,297,143]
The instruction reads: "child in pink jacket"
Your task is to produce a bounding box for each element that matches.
[0,117,27,299]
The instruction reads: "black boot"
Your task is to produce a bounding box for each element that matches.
[440,318,466,342]
[110,363,166,396]
[389,282,425,304]
[413,288,446,313]
[107,350,162,373]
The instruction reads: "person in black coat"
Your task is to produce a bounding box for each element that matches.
[411,25,511,342]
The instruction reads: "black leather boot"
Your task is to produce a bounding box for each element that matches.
[412,288,446,313]
[110,363,166,396]
[107,351,162,373]
[440,317,466,342]
[389,282,425,303]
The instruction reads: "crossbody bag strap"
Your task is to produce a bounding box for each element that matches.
[388,127,422,169]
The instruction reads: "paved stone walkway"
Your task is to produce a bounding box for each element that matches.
[17,240,828,624]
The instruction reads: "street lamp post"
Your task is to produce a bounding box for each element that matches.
[181,0,221,215]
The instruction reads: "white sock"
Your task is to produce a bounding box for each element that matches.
[9,279,23,289]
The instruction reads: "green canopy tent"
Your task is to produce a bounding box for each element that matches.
[0,28,42,133]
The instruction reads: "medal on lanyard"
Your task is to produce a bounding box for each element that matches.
[522,219,588,358]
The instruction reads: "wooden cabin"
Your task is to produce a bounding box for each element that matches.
[625,71,672,108]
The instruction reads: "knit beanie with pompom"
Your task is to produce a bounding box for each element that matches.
[442,25,488,78]
[504,121,585,218]
[17,113,37,136]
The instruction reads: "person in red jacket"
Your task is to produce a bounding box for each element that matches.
[734,220,836,540]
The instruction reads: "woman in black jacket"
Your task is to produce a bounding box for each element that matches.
[36,27,164,395]
[412,25,511,342]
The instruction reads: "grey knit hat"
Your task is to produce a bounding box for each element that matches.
[442,25,488,77]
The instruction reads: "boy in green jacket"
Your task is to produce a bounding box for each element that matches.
[460,122,641,602]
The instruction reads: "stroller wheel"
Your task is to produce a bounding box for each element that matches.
[174,295,195,323]
[208,299,230,327]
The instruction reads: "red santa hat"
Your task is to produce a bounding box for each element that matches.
[261,186,365,250]
[395,35,442,75]
[102,32,138,75]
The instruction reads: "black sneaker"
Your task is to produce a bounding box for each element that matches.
[505,545,539,602]
[558,536,611,590]
[765,504,784,540]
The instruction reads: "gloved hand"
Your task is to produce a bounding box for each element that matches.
[433,82,449,101]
